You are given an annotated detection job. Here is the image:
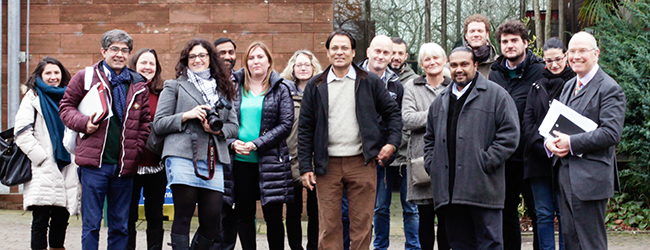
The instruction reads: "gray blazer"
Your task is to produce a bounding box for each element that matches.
[558,67,625,201]
[153,76,239,164]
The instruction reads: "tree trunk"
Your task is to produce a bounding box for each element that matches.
[456,0,462,42]
[545,0,553,40]
[442,0,447,51]
[425,0,431,42]
[533,0,543,48]
[559,0,565,43]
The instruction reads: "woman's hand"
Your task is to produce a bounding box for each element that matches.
[233,140,256,155]
[200,118,224,135]
[182,105,211,122]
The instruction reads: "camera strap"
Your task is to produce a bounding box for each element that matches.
[191,132,215,180]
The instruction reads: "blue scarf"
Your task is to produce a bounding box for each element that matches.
[103,61,130,126]
[35,77,70,170]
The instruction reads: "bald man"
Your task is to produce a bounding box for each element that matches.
[545,31,625,250]
[358,35,416,249]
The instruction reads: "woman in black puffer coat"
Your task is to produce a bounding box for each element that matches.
[522,37,576,250]
[230,41,294,250]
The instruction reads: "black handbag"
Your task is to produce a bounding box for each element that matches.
[0,124,34,186]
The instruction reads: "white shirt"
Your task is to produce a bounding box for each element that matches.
[327,66,357,84]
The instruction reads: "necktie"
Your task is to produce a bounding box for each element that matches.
[574,80,583,96]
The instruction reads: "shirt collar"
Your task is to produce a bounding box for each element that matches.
[452,81,473,98]
[505,60,518,70]
[576,64,600,87]
[327,66,357,84]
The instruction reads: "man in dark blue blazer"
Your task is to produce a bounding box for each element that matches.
[545,31,626,250]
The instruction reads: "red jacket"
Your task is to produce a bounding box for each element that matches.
[59,61,150,176]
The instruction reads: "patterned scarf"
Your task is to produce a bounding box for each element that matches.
[103,61,130,126]
[187,68,219,107]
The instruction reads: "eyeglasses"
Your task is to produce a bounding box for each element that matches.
[189,53,209,61]
[108,46,130,54]
[567,48,595,56]
[294,63,313,69]
[544,55,566,64]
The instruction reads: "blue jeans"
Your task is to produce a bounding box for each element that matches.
[374,164,420,250]
[79,164,133,250]
[530,177,564,250]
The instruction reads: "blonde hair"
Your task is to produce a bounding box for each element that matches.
[280,50,324,83]
[243,42,274,97]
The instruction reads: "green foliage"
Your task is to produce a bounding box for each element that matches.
[596,0,650,230]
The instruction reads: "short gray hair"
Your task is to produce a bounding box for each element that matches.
[418,42,447,66]
[101,29,133,52]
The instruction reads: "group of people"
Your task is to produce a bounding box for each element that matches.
[13,12,624,250]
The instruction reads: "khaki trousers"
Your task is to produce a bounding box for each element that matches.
[316,154,377,250]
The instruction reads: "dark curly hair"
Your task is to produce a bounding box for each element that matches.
[495,20,529,43]
[24,57,71,95]
[175,38,235,101]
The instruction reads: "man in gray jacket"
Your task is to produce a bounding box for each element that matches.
[423,47,520,249]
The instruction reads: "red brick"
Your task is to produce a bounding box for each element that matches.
[170,4,211,24]
[37,54,95,74]
[314,3,333,23]
[30,24,83,34]
[154,53,179,81]
[297,0,332,2]
[272,33,313,53]
[110,5,169,23]
[139,0,196,3]
[199,0,257,3]
[200,23,301,33]
[313,32,330,51]
[59,0,93,4]
[130,33,171,53]
[313,52,329,68]
[28,34,62,54]
[169,33,214,53]
[94,0,138,3]
[301,22,332,33]
[60,34,103,54]
[273,52,293,71]
[139,24,200,34]
[227,33,273,53]
[60,4,110,23]
[82,23,146,34]
[24,5,59,24]
[269,4,313,23]
[211,4,268,24]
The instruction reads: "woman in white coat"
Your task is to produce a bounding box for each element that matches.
[15,57,80,250]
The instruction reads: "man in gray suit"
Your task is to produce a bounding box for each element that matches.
[545,31,626,250]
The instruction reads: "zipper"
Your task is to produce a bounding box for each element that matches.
[118,85,147,177]
[94,67,112,169]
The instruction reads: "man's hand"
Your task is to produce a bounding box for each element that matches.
[545,131,569,157]
[301,172,316,191]
[86,112,99,134]
[376,144,396,166]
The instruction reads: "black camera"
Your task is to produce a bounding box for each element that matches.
[206,97,232,131]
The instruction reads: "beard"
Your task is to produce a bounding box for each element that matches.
[454,72,476,87]
[504,51,525,63]
[225,59,236,70]
[388,60,405,72]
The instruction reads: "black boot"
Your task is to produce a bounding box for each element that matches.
[127,228,136,250]
[147,228,164,250]
[189,233,213,250]
[170,233,189,250]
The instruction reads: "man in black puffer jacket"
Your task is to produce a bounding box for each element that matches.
[489,20,545,250]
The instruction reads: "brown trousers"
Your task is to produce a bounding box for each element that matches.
[316,154,377,250]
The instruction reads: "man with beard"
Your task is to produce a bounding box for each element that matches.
[389,37,418,84]
[464,14,499,78]
[214,37,238,82]
[358,35,417,250]
[489,20,545,250]
[424,46,519,249]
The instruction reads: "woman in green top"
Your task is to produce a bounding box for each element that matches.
[231,42,295,250]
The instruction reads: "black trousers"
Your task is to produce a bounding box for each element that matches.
[439,204,503,250]
[503,160,539,250]
[128,170,167,249]
[286,184,304,250]
[418,204,450,250]
[233,160,285,250]
[171,184,223,241]
[219,202,237,250]
[31,205,70,249]
[306,188,318,250]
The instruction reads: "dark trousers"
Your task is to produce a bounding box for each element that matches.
[219,202,237,250]
[31,205,70,250]
[503,160,539,250]
[418,204,450,250]
[233,160,285,250]
[286,184,304,250]
[128,170,167,249]
[170,184,223,241]
[440,204,503,250]
[306,188,318,250]
[558,164,607,250]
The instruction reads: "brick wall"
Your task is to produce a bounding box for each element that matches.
[11,0,333,81]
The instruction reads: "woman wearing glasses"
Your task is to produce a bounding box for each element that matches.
[522,37,575,250]
[231,42,294,250]
[154,38,238,250]
[280,50,323,250]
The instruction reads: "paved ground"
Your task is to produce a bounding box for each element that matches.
[1,209,650,249]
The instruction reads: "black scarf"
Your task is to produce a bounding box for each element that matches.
[542,65,576,100]
[473,44,492,63]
